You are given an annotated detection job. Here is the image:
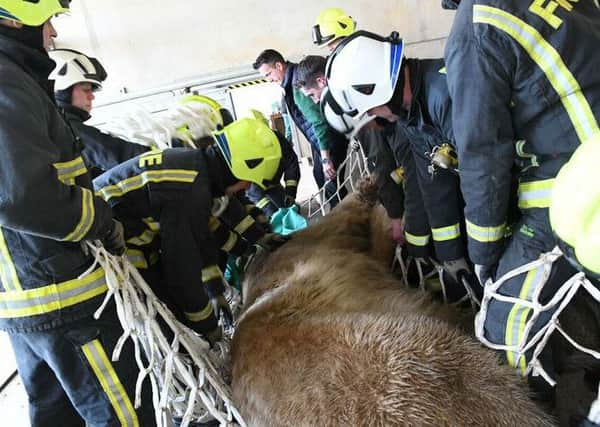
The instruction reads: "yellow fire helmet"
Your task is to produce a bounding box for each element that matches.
[213,118,282,189]
[0,0,70,26]
[180,94,226,129]
[550,134,600,278]
[313,7,356,47]
[249,109,269,126]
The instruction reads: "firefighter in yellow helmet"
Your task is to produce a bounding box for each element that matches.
[94,118,289,346]
[312,7,356,50]
[0,1,156,425]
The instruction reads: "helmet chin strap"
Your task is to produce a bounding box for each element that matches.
[388,64,411,118]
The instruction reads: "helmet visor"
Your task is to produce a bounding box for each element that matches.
[312,24,334,46]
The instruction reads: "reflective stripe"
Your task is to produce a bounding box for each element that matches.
[208,216,220,233]
[234,215,255,235]
[221,232,238,252]
[82,339,139,427]
[201,265,222,283]
[505,264,546,374]
[141,217,159,232]
[184,302,213,322]
[125,249,148,269]
[63,188,95,242]
[53,156,87,186]
[431,223,461,242]
[126,229,157,247]
[96,170,198,202]
[518,179,554,209]
[0,268,106,318]
[439,66,447,74]
[285,180,298,187]
[404,232,430,247]
[256,197,270,209]
[466,220,506,243]
[474,5,600,143]
[0,228,22,291]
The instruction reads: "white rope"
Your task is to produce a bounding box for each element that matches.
[589,383,600,424]
[83,242,246,427]
[301,138,370,219]
[475,246,600,386]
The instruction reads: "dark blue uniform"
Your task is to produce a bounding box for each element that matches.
[446,0,600,374]
[94,147,266,333]
[0,33,153,426]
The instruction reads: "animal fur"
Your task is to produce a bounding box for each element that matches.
[232,181,555,426]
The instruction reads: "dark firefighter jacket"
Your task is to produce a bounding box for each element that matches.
[93,147,266,331]
[445,0,600,266]
[0,35,115,333]
[399,58,466,262]
[59,103,149,179]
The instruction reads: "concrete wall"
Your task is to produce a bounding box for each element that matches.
[54,0,456,101]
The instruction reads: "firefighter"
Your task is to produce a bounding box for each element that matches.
[94,118,288,338]
[50,49,149,178]
[312,7,356,51]
[244,110,301,217]
[0,1,155,425]
[444,0,600,387]
[325,31,476,301]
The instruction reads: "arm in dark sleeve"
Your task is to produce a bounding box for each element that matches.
[0,84,113,241]
[411,143,465,262]
[359,128,405,219]
[217,195,266,245]
[445,33,515,266]
[73,122,149,173]
[276,132,300,199]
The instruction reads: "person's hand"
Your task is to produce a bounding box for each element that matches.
[210,294,233,328]
[322,158,337,180]
[390,218,405,245]
[283,194,296,208]
[101,219,126,256]
[258,233,291,251]
[204,325,223,346]
[474,264,495,286]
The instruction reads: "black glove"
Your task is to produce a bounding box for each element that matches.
[257,233,291,251]
[210,294,233,328]
[204,325,223,346]
[101,219,126,256]
[283,194,296,208]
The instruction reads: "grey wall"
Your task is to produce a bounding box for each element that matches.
[54,1,456,101]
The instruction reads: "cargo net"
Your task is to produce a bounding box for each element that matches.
[475,246,600,387]
[85,243,246,427]
[301,138,370,219]
[392,245,481,310]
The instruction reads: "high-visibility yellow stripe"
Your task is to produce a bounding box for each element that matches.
[201,265,222,283]
[256,197,270,209]
[285,180,298,187]
[125,249,148,270]
[0,268,106,318]
[53,156,88,185]
[82,340,138,427]
[96,170,198,202]
[431,223,461,242]
[518,178,555,209]
[141,217,160,232]
[505,265,545,374]
[184,302,213,322]
[439,66,447,74]
[221,232,238,252]
[126,229,157,247]
[474,5,600,143]
[63,188,95,242]
[234,215,255,235]
[208,216,220,233]
[0,228,22,291]
[466,220,506,243]
[404,232,430,247]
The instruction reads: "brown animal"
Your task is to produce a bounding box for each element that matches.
[231,183,555,426]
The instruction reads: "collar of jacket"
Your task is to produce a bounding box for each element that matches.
[204,145,238,195]
[441,0,460,10]
[59,103,92,123]
[404,58,425,123]
[0,33,55,97]
[281,61,296,90]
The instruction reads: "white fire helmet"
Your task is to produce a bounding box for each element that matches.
[49,49,107,91]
